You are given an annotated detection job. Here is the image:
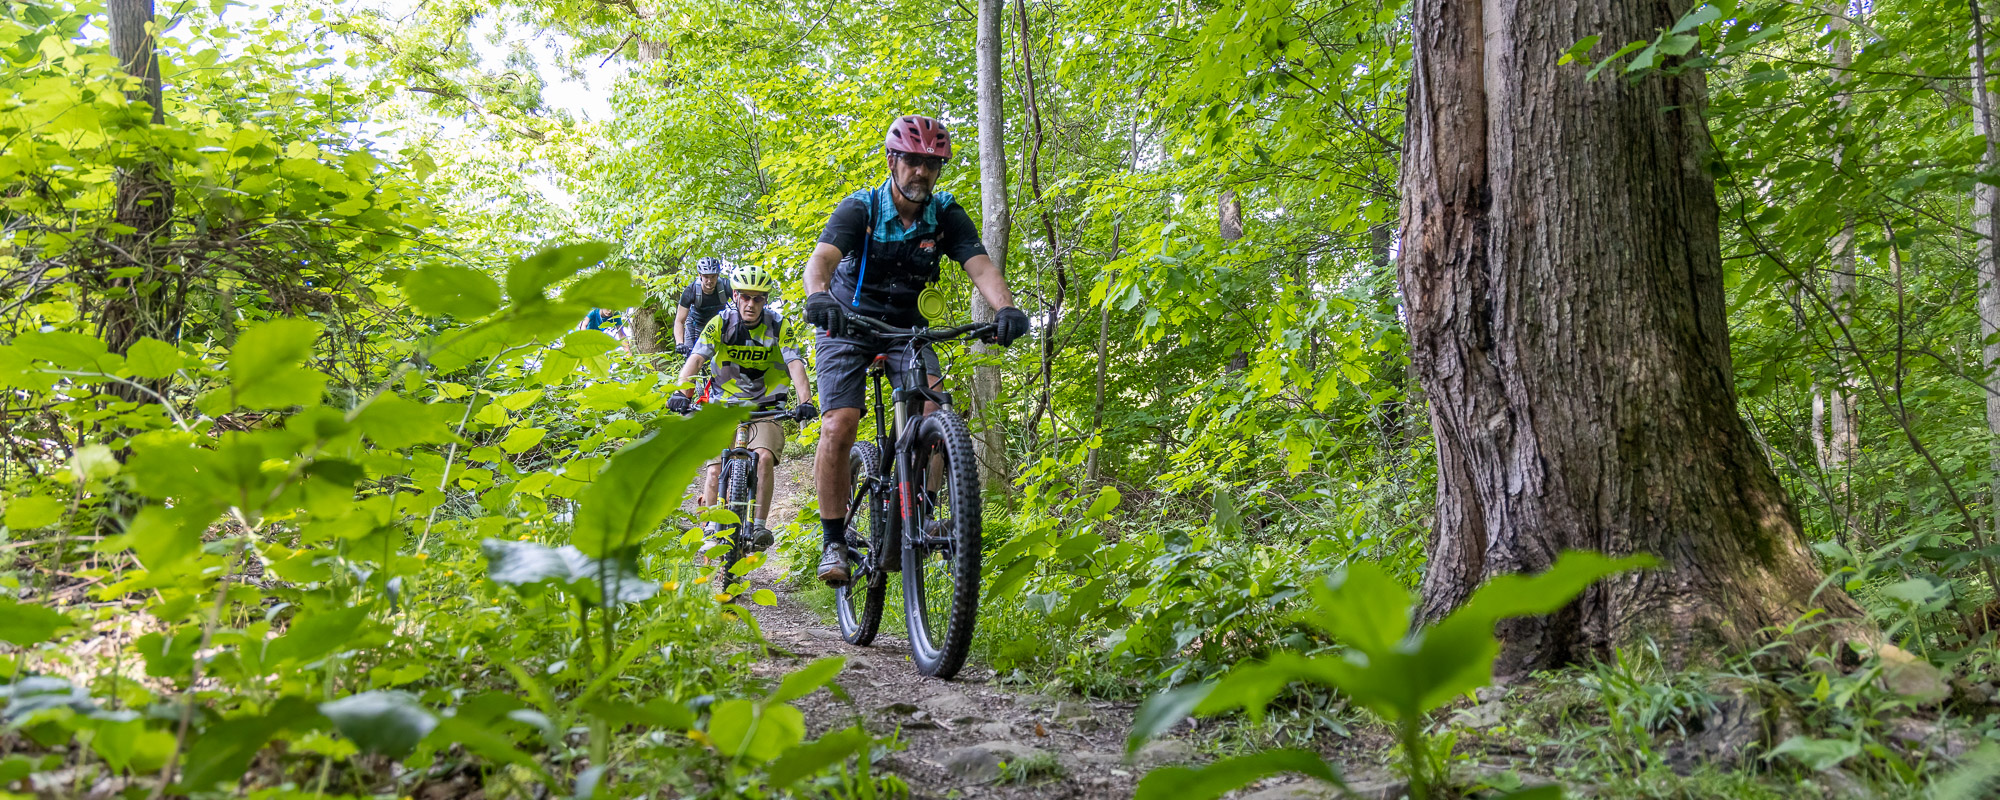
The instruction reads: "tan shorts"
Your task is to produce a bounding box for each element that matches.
[704,420,785,467]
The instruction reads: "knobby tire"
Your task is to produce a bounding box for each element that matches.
[835,441,887,645]
[900,408,982,679]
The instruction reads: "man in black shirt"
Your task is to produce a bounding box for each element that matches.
[674,257,732,355]
[800,114,1031,583]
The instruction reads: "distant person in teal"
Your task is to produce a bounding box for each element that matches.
[580,307,629,350]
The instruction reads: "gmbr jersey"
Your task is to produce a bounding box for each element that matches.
[691,307,804,403]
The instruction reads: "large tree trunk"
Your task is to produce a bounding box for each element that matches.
[971,0,1011,494]
[1399,0,1867,671]
[101,0,175,380]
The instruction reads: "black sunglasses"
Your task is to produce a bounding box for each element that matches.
[890,151,949,171]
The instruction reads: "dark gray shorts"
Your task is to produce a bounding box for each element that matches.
[814,333,940,411]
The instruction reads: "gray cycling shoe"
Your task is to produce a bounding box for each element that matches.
[748,525,776,551]
[816,542,850,583]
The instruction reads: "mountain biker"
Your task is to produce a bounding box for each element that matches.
[673,257,733,356]
[800,114,1031,583]
[580,307,629,351]
[666,265,818,551]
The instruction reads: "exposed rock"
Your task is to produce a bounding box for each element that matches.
[1674,687,1765,768]
[920,690,987,724]
[1052,700,1100,730]
[1135,739,1198,767]
[973,721,1014,739]
[934,741,1050,783]
[1241,778,1408,800]
[1877,644,1949,705]
[804,628,845,640]
[1453,699,1507,729]
[1886,717,1976,760]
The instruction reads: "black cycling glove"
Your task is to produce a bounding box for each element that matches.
[675,341,693,356]
[994,306,1031,347]
[667,395,693,414]
[804,292,847,338]
[793,402,820,423]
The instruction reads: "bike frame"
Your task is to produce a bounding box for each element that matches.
[844,327,979,582]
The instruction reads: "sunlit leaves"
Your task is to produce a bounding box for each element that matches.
[230,319,324,410]
[401,264,503,318]
[571,404,744,559]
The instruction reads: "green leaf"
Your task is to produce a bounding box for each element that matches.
[0,599,74,646]
[1670,4,1721,33]
[1302,562,1412,657]
[427,715,548,776]
[1082,486,1122,520]
[1495,786,1565,800]
[562,269,646,309]
[125,337,184,379]
[402,264,502,318]
[580,698,694,730]
[356,395,458,449]
[103,504,211,571]
[3,496,64,529]
[230,319,325,409]
[14,331,112,370]
[1764,735,1860,771]
[1930,742,2000,800]
[572,405,745,558]
[706,699,805,762]
[751,589,778,606]
[499,426,548,454]
[766,726,874,789]
[320,691,438,758]
[480,539,658,605]
[1558,35,1601,66]
[1133,749,1342,800]
[507,242,612,302]
[267,605,372,666]
[1127,682,1214,754]
[560,329,620,358]
[182,697,321,791]
[770,656,845,703]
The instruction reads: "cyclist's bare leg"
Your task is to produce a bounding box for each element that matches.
[816,407,861,520]
[701,463,721,506]
[753,447,777,522]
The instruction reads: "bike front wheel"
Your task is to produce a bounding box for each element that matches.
[835,441,887,645]
[900,408,983,679]
[716,456,754,579]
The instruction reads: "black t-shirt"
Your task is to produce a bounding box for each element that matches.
[816,185,987,327]
[677,277,731,335]
[678,277,731,313]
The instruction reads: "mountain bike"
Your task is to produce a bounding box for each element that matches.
[830,315,996,679]
[689,396,792,577]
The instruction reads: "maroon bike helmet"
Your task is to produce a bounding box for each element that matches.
[883,115,952,159]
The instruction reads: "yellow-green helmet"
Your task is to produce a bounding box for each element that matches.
[731,265,778,295]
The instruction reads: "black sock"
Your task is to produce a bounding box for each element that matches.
[822,517,846,547]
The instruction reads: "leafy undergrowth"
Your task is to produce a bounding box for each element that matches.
[0,245,899,798]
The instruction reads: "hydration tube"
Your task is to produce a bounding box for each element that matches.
[850,184,876,308]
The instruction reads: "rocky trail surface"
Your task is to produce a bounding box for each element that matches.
[722,459,1390,800]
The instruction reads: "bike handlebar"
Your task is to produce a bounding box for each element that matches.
[842,313,998,344]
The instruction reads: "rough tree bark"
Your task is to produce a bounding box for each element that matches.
[971,0,1012,494]
[1399,0,1868,671]
[101,0,176,364]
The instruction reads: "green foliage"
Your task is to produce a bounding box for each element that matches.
[1131,553,1649,799]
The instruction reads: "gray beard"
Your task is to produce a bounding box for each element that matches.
[898,180,932,204]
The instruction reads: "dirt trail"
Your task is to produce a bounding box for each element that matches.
[738,458,1175,799]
